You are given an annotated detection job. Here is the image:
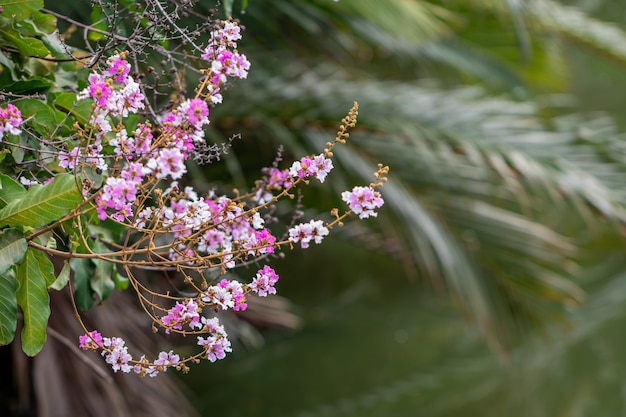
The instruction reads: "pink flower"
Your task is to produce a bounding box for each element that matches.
[87,78,112,108]
[201,316,227,337]
[161,299,201,333]
[202,285,235,310]
[110,129,132,156]
[288,219,329,249]
[341,186,384,219]
[197,335,232,362]
[58,147,80,170]
[217,279,247,311]
[148,147,187,180]
[95,177,139,220]
[266,167,293,189]
[196,316,231,362]
[107,55,131,83]
[132,124,153,157]
[0,103,23,139]
[202,20,251,83]
[153,350,180,372]
[181,98,209,129]
[309,154,333,183]
[252,228,276,254]
[249,265,279,297]
[120,162,145,184]
[79,330,104,350]
[289,157,313,179]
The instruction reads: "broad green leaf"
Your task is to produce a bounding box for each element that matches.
[14,98,57,133]
[0,26,49,56]
[53,92,93,125]
[48,260,70,291]
[70,257,95,310]
[30,11,57,34]
[6,78,53,95]
[16,248,54,356]
[0,268,17,345]
[0,173,83,229]
[0,228,27,275]
[0,173,26,208]
[0,0,42,21]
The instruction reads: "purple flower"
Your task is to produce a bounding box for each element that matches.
[341,186,384,219]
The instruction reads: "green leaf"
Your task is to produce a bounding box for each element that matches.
[16,248,54,356]
[0,228,27,275]
[88,5,108,41]
[53,92,93,126]
[0,26,49,56]
[48,260,70,291]
[0,50,16,80]
[0,148,9,164]
[91,240,114,302]
[113,269,129,291]
[0,173,26,208]
[70,257,95,310]
[30,11,57,34]
[14,97,57,133]
[0,173,83,229]
[0,0,42,21]
[5,78,53,95]
[0,268,17,345]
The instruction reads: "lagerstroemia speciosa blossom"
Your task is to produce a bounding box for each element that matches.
[24,19,389,377]
[0,103,23,140]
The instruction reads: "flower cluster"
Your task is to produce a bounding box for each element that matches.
[250,265,280,297]
[288,219,330,249]
[341,185,385,219]
[202,19,251,99]
[80,265,279,370]
[65,20,388,377]
[0,103,23,140]
[289,154,334,183]
[80,330,180,377]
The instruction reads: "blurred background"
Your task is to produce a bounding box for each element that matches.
[183,1,626,416]
[15,0,626,416]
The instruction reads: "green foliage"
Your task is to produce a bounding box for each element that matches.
[16,247,54,356]
[0,0,42,21]
[0,228,27,275]
[48,259,70,291]
[0,173,83,229]
[89,240,115,303]
[0,268,18,345]
[70,257,96,310]
[53,92,93,126]
[0,173,26,207]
